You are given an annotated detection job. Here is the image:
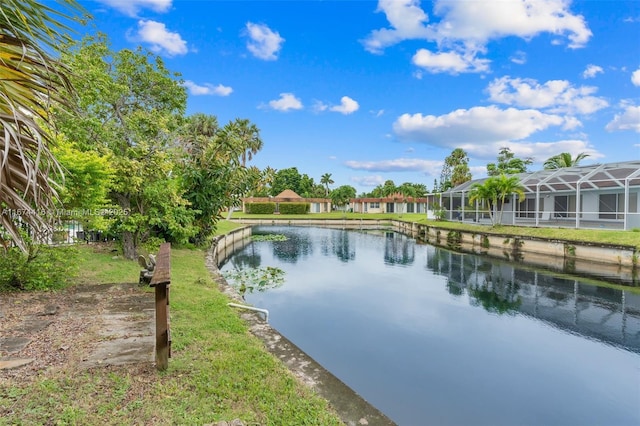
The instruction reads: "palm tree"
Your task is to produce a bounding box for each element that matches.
[320,173,334,196]
[543,152,590,170]
[0,0,82,251]
[469,175,524,225]
[469,178,499,225]
[232,118,262,167]
[494,174,525,225]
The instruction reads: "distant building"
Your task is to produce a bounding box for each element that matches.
[242,189,332,213]
[350,193,433,214]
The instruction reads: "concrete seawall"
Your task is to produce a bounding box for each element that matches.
[234,218,638,284]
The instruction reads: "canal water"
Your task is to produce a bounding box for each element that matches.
[219,226,640,426]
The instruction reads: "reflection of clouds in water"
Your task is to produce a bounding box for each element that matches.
[220,225,640,426]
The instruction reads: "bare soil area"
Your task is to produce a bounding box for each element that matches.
[0,282,155,382]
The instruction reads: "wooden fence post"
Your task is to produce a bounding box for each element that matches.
[149,242,171,371]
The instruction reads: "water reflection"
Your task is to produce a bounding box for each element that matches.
[253,227,314,263]
[220,226,640,426]
[384,231,415,266]
[428,248,640,351]
[320,229,355,262]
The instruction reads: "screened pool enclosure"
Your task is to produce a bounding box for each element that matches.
[438,161,640,230]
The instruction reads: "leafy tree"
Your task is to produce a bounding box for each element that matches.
[271,167,300,196]
[543,152,590,169]
[299,174,321,198]
[179,114,257,244]
[55,35,193,259]
[51,136,114,231]
[409,183,429,197]
[396,182,418,214]
[0,0,82,251]
[320,173,334,196]
[251,166,276,197]
[440,148,472,190]
[271,167,318,196]
[330,185,356,210]
[368,180,397,198]
[487,147,532,176]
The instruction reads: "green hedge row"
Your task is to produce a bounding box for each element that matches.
[244,202,310,214]
[278,202,310,214]
[245,202,276,214]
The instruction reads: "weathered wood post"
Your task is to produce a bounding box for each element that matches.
[149,242,171,371]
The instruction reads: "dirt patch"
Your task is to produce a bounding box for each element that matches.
[0,282,154,382]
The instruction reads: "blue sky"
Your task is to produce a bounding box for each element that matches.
[74,0,639,193]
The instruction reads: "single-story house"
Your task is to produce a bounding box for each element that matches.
[350,193,433,214]
[242,189,332,213]
[439,160,640,230]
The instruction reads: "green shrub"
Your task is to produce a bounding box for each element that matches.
[140,236,165,254]
[245,202,276,214]
[0,245,79,291]
[278,202,310,214]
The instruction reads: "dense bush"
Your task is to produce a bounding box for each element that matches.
[0,245,79,291]
[245,202,276,214]
[278,203,310,214]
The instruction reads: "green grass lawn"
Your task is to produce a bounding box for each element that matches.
[0,245,343,426]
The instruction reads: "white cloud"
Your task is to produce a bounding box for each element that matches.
[330,96,360,115]
[183,81,232,96]
[362,0,432,54]
[605,104,640,133]
[582,64,603,79]
[312,100,328,113]
[136,20,187,56]
[469,140,602,165]
[393,106,565,146]
[98,0,171,17]
[412,48,489,74]
[510,50,527,65]
[432,0,591,48]
[467,140,601,163]
[363,0,591,74]
[345,158,442,175]
[351,175,386,187]
[486,76,608,115]
[266,93,303,112]
[245,22,284,61]
[632,68,640,86]
[370,109,385,117]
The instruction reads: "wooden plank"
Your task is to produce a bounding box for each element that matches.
[149,242,171,370]
[149,242,171,287]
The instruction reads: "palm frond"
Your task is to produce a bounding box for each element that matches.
[0,0,84,251]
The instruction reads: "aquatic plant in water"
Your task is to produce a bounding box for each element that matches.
[223,266,285,297]
[251,234,288,242]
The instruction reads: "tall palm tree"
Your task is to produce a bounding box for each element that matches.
[0,0,82,251]
[320,173,334,196]
[232,118,262,166]
[543,152,590,170]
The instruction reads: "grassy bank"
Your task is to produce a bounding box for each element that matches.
[230,212,640,249]
[0,245,343,425]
